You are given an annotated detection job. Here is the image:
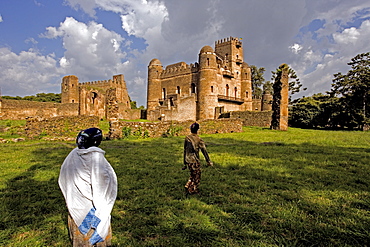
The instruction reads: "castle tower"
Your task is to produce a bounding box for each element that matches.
[215,37,243,72]
[197,45,217,120]
[262,92,273,111]
[241,62,253,111]
[61,75,79,103]
[147,59,163,113]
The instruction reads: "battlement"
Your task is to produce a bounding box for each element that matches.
[215,36,242,46]
[161,62,192,78]
[79,74,124,86]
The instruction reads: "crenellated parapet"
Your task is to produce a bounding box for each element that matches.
[215,36,242,46]
[161,62,192,78]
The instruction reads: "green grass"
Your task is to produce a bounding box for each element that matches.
[0,120,26,139]
[0,127,369,246]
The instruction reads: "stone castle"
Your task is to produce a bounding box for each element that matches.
[147,36,272,122]
[1,36,281,130]
[61,74,134,119]
[0,74,140,120]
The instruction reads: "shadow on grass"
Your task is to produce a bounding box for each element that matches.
[0,143,71,245]
[0,136,370,246]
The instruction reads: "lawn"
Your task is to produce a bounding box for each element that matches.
[0,127,369,246]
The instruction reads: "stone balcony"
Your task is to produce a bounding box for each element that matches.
[217,95,244,104]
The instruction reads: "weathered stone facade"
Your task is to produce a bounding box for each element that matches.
[108,119,243,139]
[0,74,141,121]
[25,116,99,139]
[220,110,272,127]
[271,64,289,131]
[147,37,272,122]
[62,74,138,119]
[0,99,78,120]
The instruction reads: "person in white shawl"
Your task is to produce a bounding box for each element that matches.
[59,128,117,246]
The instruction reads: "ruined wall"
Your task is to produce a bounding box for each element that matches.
[108,119,243,139]
[220,110,272,127]
[0,99,79,120]
[25,116,99,139]
[271,64,289,131]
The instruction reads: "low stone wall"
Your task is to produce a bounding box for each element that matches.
[220,110,272,127]
[25,116,99,139]
[108,119,243,139]
[0,99,79,120]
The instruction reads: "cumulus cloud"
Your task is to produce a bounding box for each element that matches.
[41,17,129,81]
[0,15,3,22]
[0,47,61,96]
[2,0,370,106]
[288,2,370,99]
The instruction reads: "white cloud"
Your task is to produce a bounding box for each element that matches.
[0,47,61,96]
[2,0,370,106]
[0,15,3,22]
[333,19,370,46]
[289,44,303,54]
[42,17,129,81]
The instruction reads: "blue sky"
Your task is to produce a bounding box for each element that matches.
[1,0,370,106]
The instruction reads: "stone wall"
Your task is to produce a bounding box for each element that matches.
[25,116,99,139]
[219,110,272,127]
[0,99,79,120]
[108,119,243,139]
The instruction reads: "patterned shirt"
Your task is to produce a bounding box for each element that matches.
[184,133,211,165]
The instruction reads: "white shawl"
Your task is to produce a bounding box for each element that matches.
[58,147,117,245]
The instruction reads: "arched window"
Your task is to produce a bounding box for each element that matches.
[177,86,181,94]
[191,83,196,94]
[234,87,237,98]
[226,84,229,97]
[246,91,249,98]
[211,86,214,93]
[207,58,210,66]
[92,92,98,104]
[162,88,166,99]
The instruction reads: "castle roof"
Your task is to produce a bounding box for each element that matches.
[200,45,214,54]
[149,58,162,66]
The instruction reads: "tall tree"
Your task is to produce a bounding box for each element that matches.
[271,65,306,102]
[331,52,370,130]
[290,93,340,129]
[250,65,266,99]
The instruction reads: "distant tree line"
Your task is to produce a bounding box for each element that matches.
[2,93,61,103]
[3,93,146,109]
[252,52,370,130]
[290,52,369,130]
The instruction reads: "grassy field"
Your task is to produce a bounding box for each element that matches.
[0,127,369,246]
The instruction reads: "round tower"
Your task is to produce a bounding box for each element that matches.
[197,46,217,120]
[147,58,163,112]
[61,75,79,103]
[241,62,252,111]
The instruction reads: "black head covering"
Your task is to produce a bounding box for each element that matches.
[190,122,199,133]
[76,128,103,149]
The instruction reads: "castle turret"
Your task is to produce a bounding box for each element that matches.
[197,46,217,120]
[147,59,163,112]
[241,62,253,111]
[215,37,244,73]
[61,75,79,103]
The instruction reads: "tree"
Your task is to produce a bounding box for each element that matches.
[250,65,266,98]
[290,93,340,129]
[2,93,61,103]
[271,65,307,102]
[331,52,370,130]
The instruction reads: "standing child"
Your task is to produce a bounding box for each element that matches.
[183,122,213,195]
